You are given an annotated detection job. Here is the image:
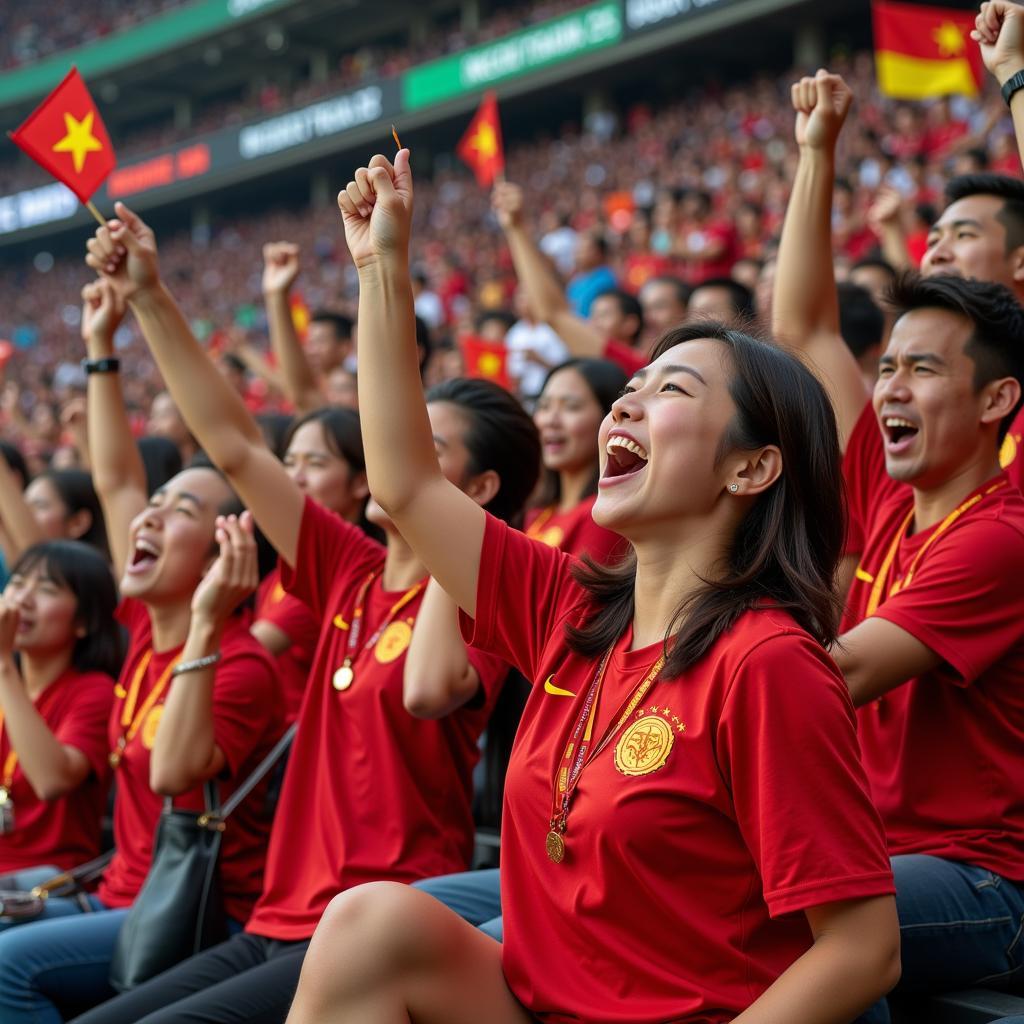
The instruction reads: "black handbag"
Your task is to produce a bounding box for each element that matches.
[109,723,296,992]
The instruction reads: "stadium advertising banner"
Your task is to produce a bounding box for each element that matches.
[403,0,623,110]
[623,0,734,35]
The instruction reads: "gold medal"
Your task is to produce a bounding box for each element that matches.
[0,787,13,835]
[545,829,565,864]
[333,665,355,691]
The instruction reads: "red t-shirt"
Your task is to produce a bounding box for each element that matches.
[98,600,283,921]
[843,403,1024,880]
[462,516,894,1024]
[602,338,647,377]
[0,669,113,873]
[255,564,319,724]
[524,495,626,564]
[247,498,508,940]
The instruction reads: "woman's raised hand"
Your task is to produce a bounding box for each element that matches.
[84,200,161,305]
[190,512,260,631]
[80,278,126,353]
[337,149,413,270]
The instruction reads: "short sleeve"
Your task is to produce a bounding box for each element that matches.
[873,517,1024,684]
[466,647,509,711]
[843,403,907,553]
[459,514,586,682]
[280,497,385,620]
[54,673,115,779]
[717,634,894,917]
[261,591,320,652]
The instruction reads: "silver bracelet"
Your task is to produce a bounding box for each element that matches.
[171,652,222,677]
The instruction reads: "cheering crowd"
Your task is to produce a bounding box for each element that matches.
[0,1,1023,1022]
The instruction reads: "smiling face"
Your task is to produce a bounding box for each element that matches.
[283,420,366,523]
[121,467,234,603]
[594,339,738,539]
[873,308,996,488]
[533,367,604,477]
[4,564,80,656]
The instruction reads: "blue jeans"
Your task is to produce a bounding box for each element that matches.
[0,898,127,1024]
[0,866,95,932]
[413,868,503,941]
[858,855,1024,1024]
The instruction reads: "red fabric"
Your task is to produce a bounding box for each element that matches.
[9,67,116,202]
[248,499,508,940]
[0,669,113,872]
[462,515,894,1024]
[601,338,647,377]
[460,335,511,390]
[456,90,505,188]
[98,600,283,921]
[683,220,737,283]
[524,495,627,564]
[842,408,1024,880]
[256,565,319,724]
[622,252,670,292]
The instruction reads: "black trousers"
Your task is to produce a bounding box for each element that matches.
[69,932,310,1024]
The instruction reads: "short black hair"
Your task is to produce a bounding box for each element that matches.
[690,277,756,319]
[38,469,108,559]
[944,174,1024,251]
[137,436,182,496]
[838,282,885,358]
[0,441,29,488]
[310,311,354,341]
[851,257,897,281]
[594,288,643,342]
[475,309,516,335]
[642,275,691,307]
[887,272,1024,442]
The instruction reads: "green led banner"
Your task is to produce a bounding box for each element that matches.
[0,0,295,107]
[402,0,623,111]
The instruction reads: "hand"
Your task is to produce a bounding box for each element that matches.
[80,278,126,351]
[792,69,854,152]
[60,396,87,434]
[336,149,413,269]
[84,201,160,303]
[261,242,301,295]
[492,181,525,231]
[1,382,20,418]
[190,512,259,629]
[868,187,904,234]
[973,1,1024,84]
[0,599,20,659]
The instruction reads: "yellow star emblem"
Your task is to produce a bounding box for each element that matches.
[468,121,498,159]
[933,21,965,58]
[52,111,103,173]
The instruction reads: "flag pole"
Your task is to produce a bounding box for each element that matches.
[84,200,106,227]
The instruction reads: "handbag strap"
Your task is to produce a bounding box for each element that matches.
[30,849,115,897]
[218,722,297,822]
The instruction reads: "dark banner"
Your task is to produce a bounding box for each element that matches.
[622,0,735,36]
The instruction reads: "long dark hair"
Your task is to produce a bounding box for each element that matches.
[426,378,541,528]
[10,541,125,678]
[38,469,109,560]
[532,358,629,510]
[566,322,845,677]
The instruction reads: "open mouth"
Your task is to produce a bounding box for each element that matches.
[127,538,161,575]
[601,435,649,484]
[883,416,920,455]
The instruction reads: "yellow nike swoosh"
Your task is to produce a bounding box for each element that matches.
[544,676,576,698]
[332,614,349,631]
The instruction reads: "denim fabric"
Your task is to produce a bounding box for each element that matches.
[414,867,504,941]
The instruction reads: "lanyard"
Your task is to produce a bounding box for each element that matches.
[546,646,665,862]
[0,682,63,789]
[865,479,1006,616]
[109,650,180,768]
[332,571,426,691]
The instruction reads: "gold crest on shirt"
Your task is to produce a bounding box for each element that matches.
[141,705,164,750]
[374,620,414,663]
[614,714,676,776]
[536,526,565,548]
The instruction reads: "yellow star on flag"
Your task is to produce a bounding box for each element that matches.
[468,121,498,159]
[52,111,103,173]
[933,21,966,58]
[479,352,502,378]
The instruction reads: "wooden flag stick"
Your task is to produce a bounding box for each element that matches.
[85,200,106,227]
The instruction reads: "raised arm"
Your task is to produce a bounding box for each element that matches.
[85,203,305,567]
[262,242,323,414]
[974,1,1024,168]
[867,187,913,271]
[0,454,45,561]
[493,183,605,359]
[81,278,146,577]
[342,153,484,615]
[773,70,868,450]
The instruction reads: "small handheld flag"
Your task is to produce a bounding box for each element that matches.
[872,1,983,100]
[456,91,505,188]
[9,68,116,223]
[460,334,510,390]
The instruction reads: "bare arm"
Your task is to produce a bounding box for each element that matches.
[85,204,305,567]
[975,2,1024,169]
[0,454,44,561]
[250,619,293,657]
[81,278,147,578]
[493,183,606,359]
[732,896,900,1024]
[262,243,324,414]
[867,187,913,271]
[343,153,485,616]
[773,71,868,451]
[0,605,90,801]
[403,579,481,719]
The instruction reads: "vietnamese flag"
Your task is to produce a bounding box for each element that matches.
[456,91,504,188]
[290,291,311,342]
[460,335,511,390]
[9,68,116,202]
[872,1,983,100]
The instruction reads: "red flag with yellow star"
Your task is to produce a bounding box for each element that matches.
[872,1,983,99]
[460,334,511,390]
[9,67,116,203]
[456,91,504,188]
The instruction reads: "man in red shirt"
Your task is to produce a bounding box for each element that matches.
[774,68,1024,1018]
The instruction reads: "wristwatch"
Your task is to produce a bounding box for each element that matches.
[1002,69,1024,108]
[82,357,120,375]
